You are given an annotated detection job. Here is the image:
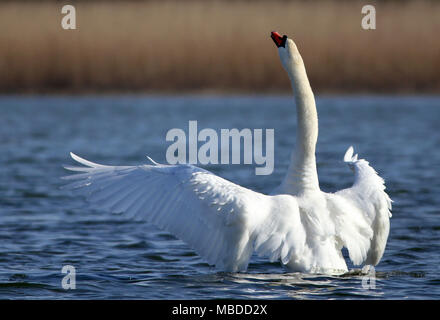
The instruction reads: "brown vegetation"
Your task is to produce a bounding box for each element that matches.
[0,0,439,93]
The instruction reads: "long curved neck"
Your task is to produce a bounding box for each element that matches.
[280,51,320,194]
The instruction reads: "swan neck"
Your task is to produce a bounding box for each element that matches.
[282,53,320,193]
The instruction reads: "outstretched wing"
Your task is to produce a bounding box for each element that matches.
[327,146,392,266]
[63,153,297,272]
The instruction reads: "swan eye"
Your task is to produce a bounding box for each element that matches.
[270,31,287,48]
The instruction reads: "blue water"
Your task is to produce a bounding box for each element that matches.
[0,95,439,299]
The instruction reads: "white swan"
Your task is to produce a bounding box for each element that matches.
[63,32,392,274]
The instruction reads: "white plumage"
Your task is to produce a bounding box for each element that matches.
[63,33,392,274]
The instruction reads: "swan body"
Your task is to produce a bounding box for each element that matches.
[63,32,392,274]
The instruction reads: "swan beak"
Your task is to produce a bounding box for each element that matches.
[271,31,287,48]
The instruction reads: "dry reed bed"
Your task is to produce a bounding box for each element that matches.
[0,0,439,93]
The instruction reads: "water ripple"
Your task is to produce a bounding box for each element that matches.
[0,95,439,299]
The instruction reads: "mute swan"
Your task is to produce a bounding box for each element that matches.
[63,32,392,274]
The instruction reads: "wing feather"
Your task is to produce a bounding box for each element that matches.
[64,153,273,271]
[64,154,314,272]
[328,146,392,266]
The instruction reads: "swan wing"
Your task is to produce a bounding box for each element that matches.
[327,146,392,266]
[62,153,278,272]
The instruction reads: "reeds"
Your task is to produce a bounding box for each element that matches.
[0,0,439,93]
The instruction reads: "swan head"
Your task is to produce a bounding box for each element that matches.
[270,31,301,74]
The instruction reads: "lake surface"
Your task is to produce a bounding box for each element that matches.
[0,95,439,299]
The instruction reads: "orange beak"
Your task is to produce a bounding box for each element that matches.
[271,31,287,48]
